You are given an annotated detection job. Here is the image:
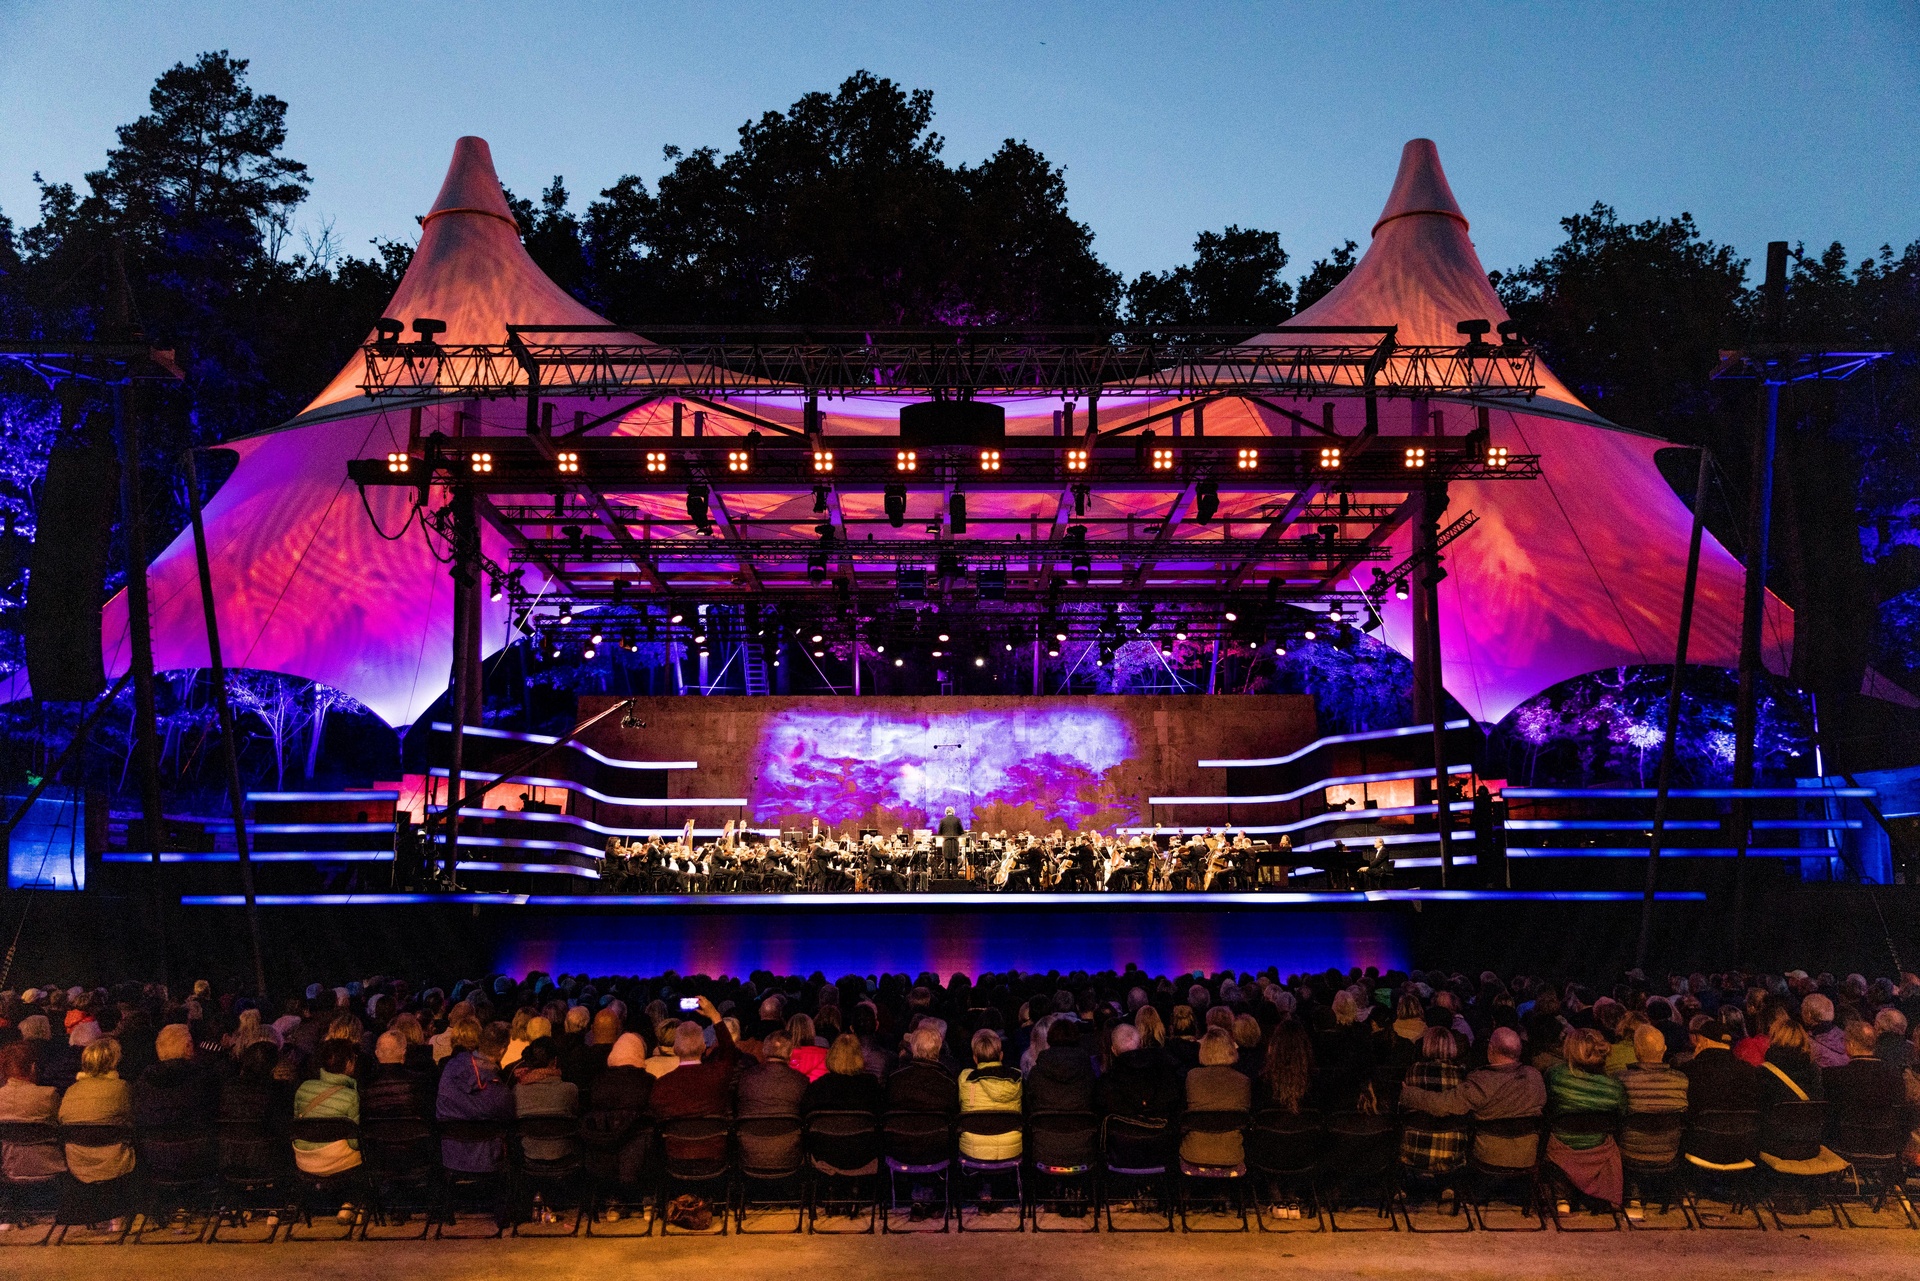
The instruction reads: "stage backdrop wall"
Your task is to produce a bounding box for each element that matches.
[579,695,1316,835]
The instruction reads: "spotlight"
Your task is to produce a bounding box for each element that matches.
[811,633,823,643]
[894,658,904,667]
[1071,481,1089,514]
[978,448,1001,472]
[1175,630,1187,641]
[1004,643,1013,652]
[726,447,751,473]
[1149,445,1174,472]
[1328,606,1343,624]
[1394,582,1410,601]
[1403,446,1427,469]
[938,632,950,643]
[1071,555,1091,585]
[699,649,710,659]
[385,452,410,474]
[1224,610,1237,622]
[1048,648,1059,657]
[670,612,684,624]
[1303,628,1317,641]
[645,450,669,474]
[591,630,604,644]
[582,645,597,659]
[469,450,493,473]
[813,649,824,658]
[489,577,503,603]
[1055,630,1067,642]
[1318,446,1342,469]
[896,449,917,472]
[813,484,829,514]
[1275,645,1287,657]
[685,483,711,530]
[932,649,944,658]
[1194,480,1219,524]
[1236,447,1259,470]
[949,491,967,535]
[974,656,986,668]
[556,450,580,474]
[1066,447,1090,473]
[693,633,706,644]
[559,606,574,625]
[1486,445,1509,469]
[884,483,907,528]
[812,448,834,473]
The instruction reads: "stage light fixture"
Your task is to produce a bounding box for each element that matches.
[896,449,917,472]
[1066,447,1090,473]
[811,633,823,643]
[726,447,751,474]
[1004,643,1013,652]
[974,656,986,667]
[591,630,604,645]
[932,649,944,658]
[469,451,492,474]
[489,577,504,603]
[1194,480,1219,524]
[813,649,824,658]
[1071,482,1090,515]
[812,448,834,473]
[1071,556,1091,585]
[1236,447,1259,470]
[812,484,829,514]
[1055,630,1068,642]
[556,450,581,474]
[1318,446,1342,469]
[1175,630,1187,641]
[385,452,410,474]
[884,483,907,528]
[1395,582,1410,601]
[1275,644,1287,657]
[670,612,684,624]
[1403,446,1427,469]
[693,632,706,644]
[949,491,967,534]
[1224,610,1237,622]
[1328,606,1343,624]
[582,645,597,659]
[645,450,669,474]
[1303,628,1317,641]
[1149,445,1175,472]
[1048,648,1059,657]
[559,606,574,625]
[979,448,1001,472]
[937,632,951,643]
[1487,445,1509,469]
[894,658,904,667]
[875,644,885,654]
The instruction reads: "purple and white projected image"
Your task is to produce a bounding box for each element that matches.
[752,708,1142,834]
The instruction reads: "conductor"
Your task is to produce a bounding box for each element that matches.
[937,806,965,876]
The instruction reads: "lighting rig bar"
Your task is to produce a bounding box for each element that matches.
[347,435,1540,490]
[356,323,1541,402]
[506,536,1392,563]
[0,341,185,385]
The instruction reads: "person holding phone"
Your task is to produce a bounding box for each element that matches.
[648,995,740,1162]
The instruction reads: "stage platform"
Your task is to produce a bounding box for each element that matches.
[177,888,1705,907]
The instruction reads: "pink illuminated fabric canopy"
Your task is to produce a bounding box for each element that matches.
[87,135,1789,728]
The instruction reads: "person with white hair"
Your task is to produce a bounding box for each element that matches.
[1873,1007,1910,1071]
[1800,993,1847,1068]
[888,1026,958,1114]
[1398,1026,1546,1169]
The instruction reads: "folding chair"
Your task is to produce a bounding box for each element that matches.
[1395,1109,1471,1231]
[1246,1107,1324,1231]
[1101,1114,1174,1232]
[1176,1109,1250,1232]
[0,1121,63,1244]
[511,1114,584,1235]
[1026,1111,1098,1231]
[881,1111,952,1233]
[1463,1116,1546,1231]
[1321,1112,1399,1232]
[132,1123,217,1244]
[434,1117,513,1238]
[805,1111,880,1234]
[579,1110,652,1234]
[733,1114,805,1232]
[955,1112,1024,1231]
[1830,1117,1915,1228]
[1681,1110,1764,1229]
[358,1116,438,1239]
[207,1118,286,1242]
[1619,1111,1691,1229]
[284,1116,366,1240]
[1757,1100,1846,1229]
[53,1123,137,1244]
[657,1115,731,1235]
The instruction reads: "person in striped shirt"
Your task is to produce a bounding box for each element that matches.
[1615,1025,1688,1166]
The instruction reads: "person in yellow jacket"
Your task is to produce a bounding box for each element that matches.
[956,1029,1023,1161]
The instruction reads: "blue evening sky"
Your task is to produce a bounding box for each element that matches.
[2,1,1915,281]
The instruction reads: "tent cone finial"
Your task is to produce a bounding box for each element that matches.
[425,136,519,229]
[1372,138,1468,236]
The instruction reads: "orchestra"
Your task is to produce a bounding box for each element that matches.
[597,824,1295,894]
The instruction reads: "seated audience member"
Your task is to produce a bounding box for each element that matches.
[1678,1020,1764,1114]
[1616,1026,1688,1166]
[581,1032,654,1192]
[786,1013,828,1082]
[1025,1016,1095,1113]
[1822,1020,1902,1139]
[737,1030,809,1118]
[363,1031,433,1121]
[1801,994,1847,1069]
[1256,1020,1316,1115]
[644,1022,683,1078]
[1398,1026,1545,1169]
[292,1038,363,1178]
[1872,1008,1910,1072]
[59,1036,136,1227]
[1398,1027,1468,1175]
[131,1023,214,1130]
[1758,1018,1825,1105]
[513,1037,580,1163]
[801,1033,885,1116]
[887,1027,958,1115]
[564,1008,621,1088]
[956,1029,1023,1161]
[436,1018,514,1174]
[1311,990,1375,1110]
[1181,1028,1253,1168]
[1545,1028,1626,1210]
[0,1040,64,1179]
[1101,1023,1181,1120]
[648,997,741,1164]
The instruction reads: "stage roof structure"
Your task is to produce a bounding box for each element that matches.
[86,136,1789,728]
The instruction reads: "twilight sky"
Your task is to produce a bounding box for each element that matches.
[1,1,1915,282]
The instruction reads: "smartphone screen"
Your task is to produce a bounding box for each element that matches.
[679,997,700,1012]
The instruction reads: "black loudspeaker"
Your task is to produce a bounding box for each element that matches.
[898,399,1006,447]
[25,441,118,702]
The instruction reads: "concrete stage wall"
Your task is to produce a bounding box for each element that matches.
[576,694,1316,834]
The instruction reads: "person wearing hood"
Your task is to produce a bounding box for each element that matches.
[1025,1017,1094,1113]
[581,1031,654,1198]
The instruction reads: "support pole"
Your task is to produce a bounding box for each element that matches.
[442,483,479,882]
[1730,381,1779,957]
[1419,482,1453,886]
[1638,447,1712,967]
[114,381,169,987]
[186,450,266,999]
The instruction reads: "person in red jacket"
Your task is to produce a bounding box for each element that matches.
[648,996,740,1163]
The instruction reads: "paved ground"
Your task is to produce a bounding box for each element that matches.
[5,1228,1920,1280]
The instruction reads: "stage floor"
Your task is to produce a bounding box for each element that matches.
[179,888,1706,907]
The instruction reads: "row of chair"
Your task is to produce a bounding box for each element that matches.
[0,1101,1912,1241]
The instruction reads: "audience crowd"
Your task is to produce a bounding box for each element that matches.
[0,960,1917,1231]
